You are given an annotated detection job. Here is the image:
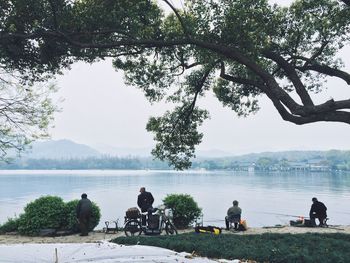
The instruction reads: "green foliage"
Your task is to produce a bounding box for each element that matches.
[0,217,20,234]
[1,0,350,169]
[64,200,101,232]
[1,196,101,235]
[113,233,350,263]
[18,196,66,235]
[147,105,208,170]
[163,194,202,229]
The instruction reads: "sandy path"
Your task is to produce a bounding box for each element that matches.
[1,225,349,244]
[0,231,122,244]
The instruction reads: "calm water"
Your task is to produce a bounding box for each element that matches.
[0,170,349,228]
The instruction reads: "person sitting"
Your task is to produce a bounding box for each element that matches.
[309,197,327,227]
[225,200,242,230]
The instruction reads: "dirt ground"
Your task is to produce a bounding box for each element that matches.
[1,225,349,244]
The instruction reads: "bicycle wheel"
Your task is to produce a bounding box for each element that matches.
[165,222,178,235]
[124,219,142,236]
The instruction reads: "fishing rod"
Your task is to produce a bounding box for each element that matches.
[203,212,308,223]
[258,212,308,218]
[203,219,226,222]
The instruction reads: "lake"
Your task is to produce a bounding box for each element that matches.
[0,170,349,228]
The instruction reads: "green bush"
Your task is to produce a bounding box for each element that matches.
[65,200,101,232]
[0,217,20,234]
[18,196,66,235]
[1,196,101,236]
[163,194,202,229]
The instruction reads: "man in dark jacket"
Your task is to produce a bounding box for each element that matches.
[137,187,154,225]
[76,193,92,236]
[309,197,327,227]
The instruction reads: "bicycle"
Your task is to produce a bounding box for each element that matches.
[124,205,177,236]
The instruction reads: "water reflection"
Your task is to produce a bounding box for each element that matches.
[0,170,349,228]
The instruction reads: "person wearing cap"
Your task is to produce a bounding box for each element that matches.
[225,200,242,230]
[137,187,154,225]
[309,197,327,226]
[76,193,93,236]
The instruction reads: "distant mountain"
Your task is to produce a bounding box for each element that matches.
[197,149,234,158]
[226,150,328,162]
[92,144,152,157]
[19,139,344,161]
[23,139,101,159]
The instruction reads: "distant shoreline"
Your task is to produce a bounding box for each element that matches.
[0,168,349,173]
[2,149,350,171]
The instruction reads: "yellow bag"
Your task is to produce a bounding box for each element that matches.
[195,225,222,235]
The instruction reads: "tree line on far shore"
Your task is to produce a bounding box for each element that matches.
[1,150,350,171]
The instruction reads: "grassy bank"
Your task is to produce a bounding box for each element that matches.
[112,232,350,263]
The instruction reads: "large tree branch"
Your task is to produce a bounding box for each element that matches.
[2,30,349,124]
[48,0,58,29]
[220,61,350,123]
[296,63,350,85]
[189,40,304,115]
[263,50,314,106]
[303,41,330,68]
[2,28,297,113]
[341,0,350,6]
[0,29,136,42]
[265,90,350,124]
[273,100,350,124]
[220,62,265,89]
[162,0,190,37]
[167,66,213,135]
[185,65,214,122]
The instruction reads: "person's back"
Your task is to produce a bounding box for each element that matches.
[309,197,327,226]
[137,187,154,226]
[76,193,93,236]
[77,198,92,216]
[310,201,327,217]
[137,187,154,212]
[227,205,242,218]
[225,200,242,230]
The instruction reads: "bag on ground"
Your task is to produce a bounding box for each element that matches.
[195,225,222,235]
[238,220,248,231]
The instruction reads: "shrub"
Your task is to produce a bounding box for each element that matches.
[18,196,66,235]
[1,196,102,236]
[163,194,202,229]
[64,200,101,232]
[0,217,20,234]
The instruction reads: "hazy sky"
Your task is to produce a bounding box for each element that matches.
[49,0,350,155]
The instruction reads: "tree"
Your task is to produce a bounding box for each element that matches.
[0,72,57,160]
[0,0,349,168]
